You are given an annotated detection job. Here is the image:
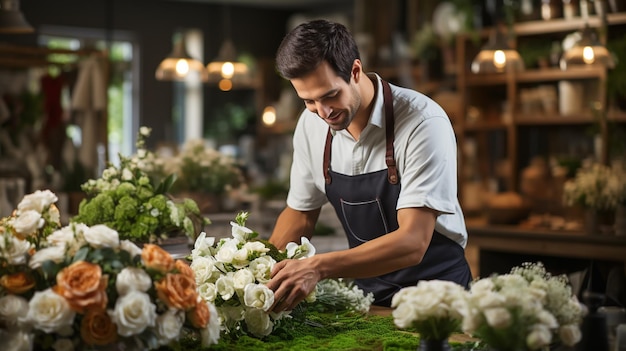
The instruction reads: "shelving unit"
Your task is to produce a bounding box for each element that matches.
[454,12,626,215]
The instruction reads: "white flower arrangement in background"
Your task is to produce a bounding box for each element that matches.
[190,211,316,338]
[460,262,584,350]
[391,280,466,342]
[563,163,626,211]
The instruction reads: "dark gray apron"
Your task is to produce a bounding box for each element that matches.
[323,80,471,306]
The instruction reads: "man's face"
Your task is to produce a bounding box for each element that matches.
[291,61,361,131]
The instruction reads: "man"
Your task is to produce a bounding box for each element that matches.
[266,19,471,311]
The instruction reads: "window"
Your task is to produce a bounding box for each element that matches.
[38,25,139,169]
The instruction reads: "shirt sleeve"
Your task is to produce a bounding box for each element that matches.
[286,113,328,211]
[396,116,458,215]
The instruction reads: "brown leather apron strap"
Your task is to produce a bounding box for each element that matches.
[324,128,333,184]
[382,80,398,184]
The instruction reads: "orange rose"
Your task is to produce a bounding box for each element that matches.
[187,300,210,329]
[53,261,108,313]
[141,244,175,273]
[155,273,198,311]
[175,259,194,279]
[0,272,35,294]
[80,308,118,345]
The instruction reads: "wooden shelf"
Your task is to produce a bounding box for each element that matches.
[463,120,509,131]
[466,67,604,86]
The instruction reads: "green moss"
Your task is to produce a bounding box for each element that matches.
[175,312,484,351]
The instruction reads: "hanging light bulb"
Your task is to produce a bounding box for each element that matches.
[471,27,524,74]
[155,32,208,82]
[560,24,614,69]
[207,5,250,87]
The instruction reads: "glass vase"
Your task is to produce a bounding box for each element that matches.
[417,338,451,351]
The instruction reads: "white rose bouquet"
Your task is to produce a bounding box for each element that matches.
[391,280,467,342]
[190,211,317,339]
[460,262,584,350]
[0,190,220,350]
[563,163,625,211]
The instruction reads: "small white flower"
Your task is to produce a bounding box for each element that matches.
[248,256,276,284]
[233,269,255,292]
[201,301,221,347]
[230,221,253,242]
[121,168,133,181]
[483,307,512,329]
[1,329,33,351]
[192,232,215,258]
[286,237,316,259]
[559,324,582,346]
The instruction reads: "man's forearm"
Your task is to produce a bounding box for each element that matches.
[269,206,321,249]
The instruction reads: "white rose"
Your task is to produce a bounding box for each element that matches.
[233,269,256,292]
[109,290,157,337]
[559,324,582,346]
[215,243,236,264]
[232,247,250,268]
[116,267,152,295]
[52,338,75,351]
[17,189,57,213]
[392,302,418,329]
[526,324,552,349]
[242,241,269,255]
[155,309,185,346]
[28,245,67,269]
[0,295,29,328]
[26,289,75,333]
[12,210,43,237]
[483,307,512,329]
[244,307,273,337]
[243,284,274,311]
[120,239,143,258]
[198,283,218,302]
[1,329,33,351]
[248,256,275,283]
[201,302,221,347]
[216,275,236,301]
[0,234,31,265]
[190,256,217,284]
[84,224,120,249]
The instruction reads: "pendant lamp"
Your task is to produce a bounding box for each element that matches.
[560,26,614,70]
[155,32,208,82]
[0,0,34,34]
[206,5,249,91]
[471,27,524,74]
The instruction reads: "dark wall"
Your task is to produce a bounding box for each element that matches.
[2,0,296,144]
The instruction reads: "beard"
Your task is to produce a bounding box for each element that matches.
[326,83,362,131]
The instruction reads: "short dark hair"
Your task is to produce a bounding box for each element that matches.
[275,19,360,83]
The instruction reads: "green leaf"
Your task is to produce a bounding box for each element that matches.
[73,246,89,262]
[156,173,177,194]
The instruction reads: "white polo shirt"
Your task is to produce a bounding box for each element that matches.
[286,73,468,248]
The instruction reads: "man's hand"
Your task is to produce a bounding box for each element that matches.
[266,258,321,312]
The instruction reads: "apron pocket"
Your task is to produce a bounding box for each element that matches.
[340,198,390,243]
